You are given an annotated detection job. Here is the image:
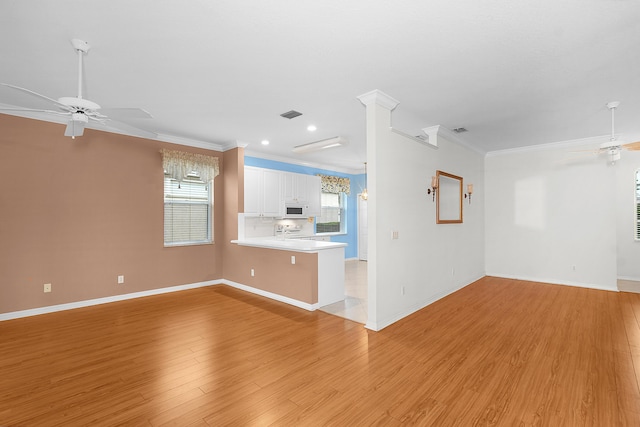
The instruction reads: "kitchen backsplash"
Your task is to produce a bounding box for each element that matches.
[243,216,315,238]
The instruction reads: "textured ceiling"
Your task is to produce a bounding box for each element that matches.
[1,0,639,173]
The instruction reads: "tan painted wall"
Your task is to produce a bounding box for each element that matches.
[0,114,223,313]
[225,245,319,304]
[221,148,318,304]
[1,114,319,314]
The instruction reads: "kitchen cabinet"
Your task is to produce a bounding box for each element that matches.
[282,172,308,204]
[245,167,322,218]
[306,175,321,217]
[283,172,321,216]
[244,166,282,217]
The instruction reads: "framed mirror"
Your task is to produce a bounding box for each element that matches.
[436,170,463,224]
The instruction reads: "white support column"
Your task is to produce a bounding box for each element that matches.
[356,90,399,331]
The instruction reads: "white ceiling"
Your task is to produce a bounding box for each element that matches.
[1,0,640,173]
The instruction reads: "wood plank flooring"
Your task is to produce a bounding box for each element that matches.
[2,277,640,425]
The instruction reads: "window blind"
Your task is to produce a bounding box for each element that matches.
[316,192,343,233]
[164,176,212,245]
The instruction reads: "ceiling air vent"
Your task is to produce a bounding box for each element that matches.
[452,127,468,133]
[280,110,303,119]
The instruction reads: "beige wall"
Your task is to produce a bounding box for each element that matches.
[0,114,223,313]
[221,148,318,304]
[1,114,319,315]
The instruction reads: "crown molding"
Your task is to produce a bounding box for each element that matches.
[356,89,400,111]
[156,133,228,151]
[422,125,484,154]
[244,149,362,175]
[390,127,438,149]
[485,134,612,157]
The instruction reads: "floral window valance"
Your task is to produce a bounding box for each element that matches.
[317,174,350,194]
[160,148,219,183]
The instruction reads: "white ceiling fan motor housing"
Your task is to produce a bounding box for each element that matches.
[58,97,100,111]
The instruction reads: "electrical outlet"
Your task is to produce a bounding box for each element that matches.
[117,275,125,284]
[44,283,52,293]
[291,256,296,265]
[251,268,255,277]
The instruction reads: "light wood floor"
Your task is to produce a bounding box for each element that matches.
[2,277,640,425]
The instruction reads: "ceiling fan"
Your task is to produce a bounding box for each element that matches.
[0,39,155,139]
[598,101,640,164]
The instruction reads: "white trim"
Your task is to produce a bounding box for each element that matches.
[487,273,618,292]
[485,134,611,157]
[391,127,438,149]
[421,125,484,154]
[356,89,400,111]
[221,279,319,311]
[157,133,226,151]
[0,280,222,322]
[618,276,640,282]
[244,151,361,175]
[366,275,483,331]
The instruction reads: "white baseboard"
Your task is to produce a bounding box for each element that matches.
[366,274,484,331]
[221,279,319,311]
[618,276,640,283]
[486,273,617,292]
[0,280,222,322]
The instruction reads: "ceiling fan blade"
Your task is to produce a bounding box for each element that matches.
[64,119,86,137]
[622,141,640,151]
[96,118,157,139]
[99,107,153,120]
[0,107,70,116]
[1,83,73,112]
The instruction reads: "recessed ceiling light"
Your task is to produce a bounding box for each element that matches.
[261,140,270,145]
[307,125,317,132]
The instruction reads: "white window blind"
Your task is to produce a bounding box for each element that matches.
[316,192,344,233]
[164,175,212,245]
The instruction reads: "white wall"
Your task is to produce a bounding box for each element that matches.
[485,139,618,290]
[616,149,640,281]
[360,91,485,331]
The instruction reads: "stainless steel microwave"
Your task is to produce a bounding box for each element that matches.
[284,203,308,218]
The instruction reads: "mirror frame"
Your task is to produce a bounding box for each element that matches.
[436,170,463,224]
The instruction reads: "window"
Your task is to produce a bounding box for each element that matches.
[316,192,346,234]
[636,169,640,240]
[164,174,212,246]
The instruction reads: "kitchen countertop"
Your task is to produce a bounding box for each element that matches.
[231,237,347,252]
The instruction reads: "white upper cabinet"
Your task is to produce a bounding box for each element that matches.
[244,166,282,217]
[245,167,322,217]
[306,175,321,217]
[282,172,308,204]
